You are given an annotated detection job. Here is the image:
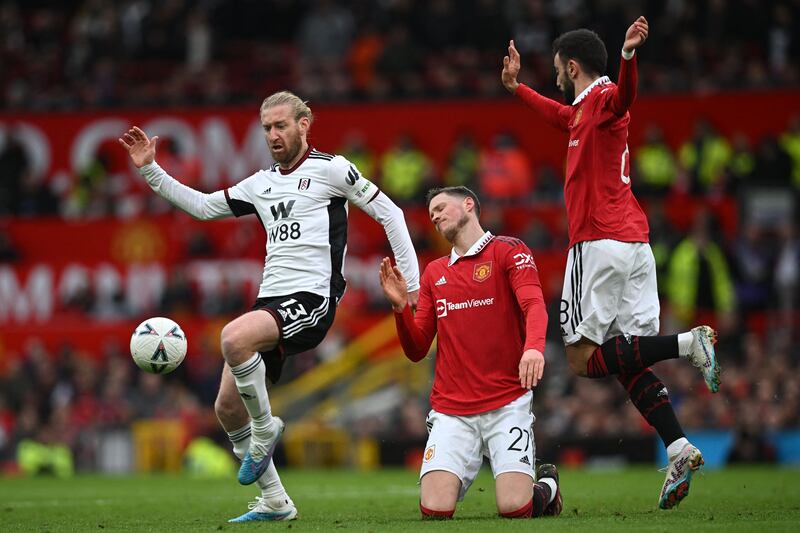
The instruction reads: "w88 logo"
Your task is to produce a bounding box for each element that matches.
[269,222,301,242]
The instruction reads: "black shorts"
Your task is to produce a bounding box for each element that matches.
[253,291,336,383]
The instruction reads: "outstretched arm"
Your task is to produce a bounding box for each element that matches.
[118,126,232,220]
[609,16,648,116]
[503,40,571,132]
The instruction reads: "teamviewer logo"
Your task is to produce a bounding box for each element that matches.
[436,299,448,318]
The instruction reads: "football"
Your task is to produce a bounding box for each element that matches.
[129,317,188,374]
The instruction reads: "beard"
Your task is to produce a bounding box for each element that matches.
[269,130,303,166]
[561,78,576,104]
[441,212,470,243]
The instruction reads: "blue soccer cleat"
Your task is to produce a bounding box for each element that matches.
[238,417,285,485]
[228,496,298,523]
[659,443,704,509]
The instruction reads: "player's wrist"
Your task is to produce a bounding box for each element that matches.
[392,302,407,313]
[621,48,635,60]
[138,160,159,172]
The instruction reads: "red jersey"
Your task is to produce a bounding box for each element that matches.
[394,233,547,416]
[515,54,649,248]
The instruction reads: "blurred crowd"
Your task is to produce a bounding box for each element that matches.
[1,0,799,110]
[1,114,799,470]
[2,0,800,471]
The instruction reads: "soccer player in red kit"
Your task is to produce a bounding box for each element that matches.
[379,186,562,520]
[501,17,721,509]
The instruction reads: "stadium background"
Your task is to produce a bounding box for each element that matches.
[0,0,799,481]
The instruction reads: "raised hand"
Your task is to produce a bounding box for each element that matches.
[519,348,545,389]
[501,39,521,93]
[118,126,158,168]
[379,257,408,312]
[623,16,649,53]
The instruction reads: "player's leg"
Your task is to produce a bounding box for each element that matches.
[220,309,284,485]
[418,409,482,519]
[564,242,707,508]
[419,471,460,519]
[562,241,719,392]
[216,364,296,522]
[483,392,560,518]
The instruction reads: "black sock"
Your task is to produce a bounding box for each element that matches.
[618,369,685,446]
[587,335,679,377]
[531,483,551,517]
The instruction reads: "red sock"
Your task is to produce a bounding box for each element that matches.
[499,498,533,518]
[420,502,454,520]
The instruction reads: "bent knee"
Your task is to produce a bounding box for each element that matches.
[420,493,456,513]
[496,494,532,516]
[566,351,590,376]
[220,323,250,360]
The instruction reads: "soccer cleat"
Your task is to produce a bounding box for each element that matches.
[658,443,704,510]
[536,463,562,516]
[687,325,721,393]
[228,496,298,523]
[238,417,285,485]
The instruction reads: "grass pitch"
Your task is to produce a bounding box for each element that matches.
[1,466,798,532]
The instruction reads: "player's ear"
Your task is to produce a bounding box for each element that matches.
[568,59,579,79]
[464,196,475,213]
[298,116,311,133]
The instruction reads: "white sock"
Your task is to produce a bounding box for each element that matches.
[227,424,252,460]
[230,353,276,441]
[666,437,689,459]
[260,461,289,502]
[677,332,693,357]
[539,478,558,504]
[227,423,288,500]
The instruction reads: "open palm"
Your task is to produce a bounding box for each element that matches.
[623,16,649,52]
[118,126,158,168]
[379,257,408,311]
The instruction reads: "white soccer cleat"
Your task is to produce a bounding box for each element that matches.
[228,496,298,522]
[658,443,704,510]
[686,326,720,393]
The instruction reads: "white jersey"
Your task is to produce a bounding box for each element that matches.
[139,147,420,301]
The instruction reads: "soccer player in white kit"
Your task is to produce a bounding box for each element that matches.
[119,91,420,522]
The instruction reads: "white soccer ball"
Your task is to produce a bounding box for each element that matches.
[130,317,188,374]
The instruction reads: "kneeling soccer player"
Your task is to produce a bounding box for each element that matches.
[379,186,561,519]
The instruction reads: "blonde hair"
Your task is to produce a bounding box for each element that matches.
[260,91,313,124]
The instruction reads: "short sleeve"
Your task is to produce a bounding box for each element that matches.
[224,172,260,217]
[328,155,381,208]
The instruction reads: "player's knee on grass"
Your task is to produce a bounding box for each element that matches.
[419,502,454,520]
[495,472,534,516]
[420,471,459,517]
[419,491,457,515]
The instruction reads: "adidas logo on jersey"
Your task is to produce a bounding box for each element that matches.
[262,187,272,195]
[435,276,447,286]
[519,455,531,466]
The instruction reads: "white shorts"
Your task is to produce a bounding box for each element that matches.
[560,240,660,346]
[420,392,535,501]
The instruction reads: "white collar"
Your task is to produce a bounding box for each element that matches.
[572,76,611,105]
[449,231,494,266]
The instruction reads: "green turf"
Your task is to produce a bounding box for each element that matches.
[1,467,798,532]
